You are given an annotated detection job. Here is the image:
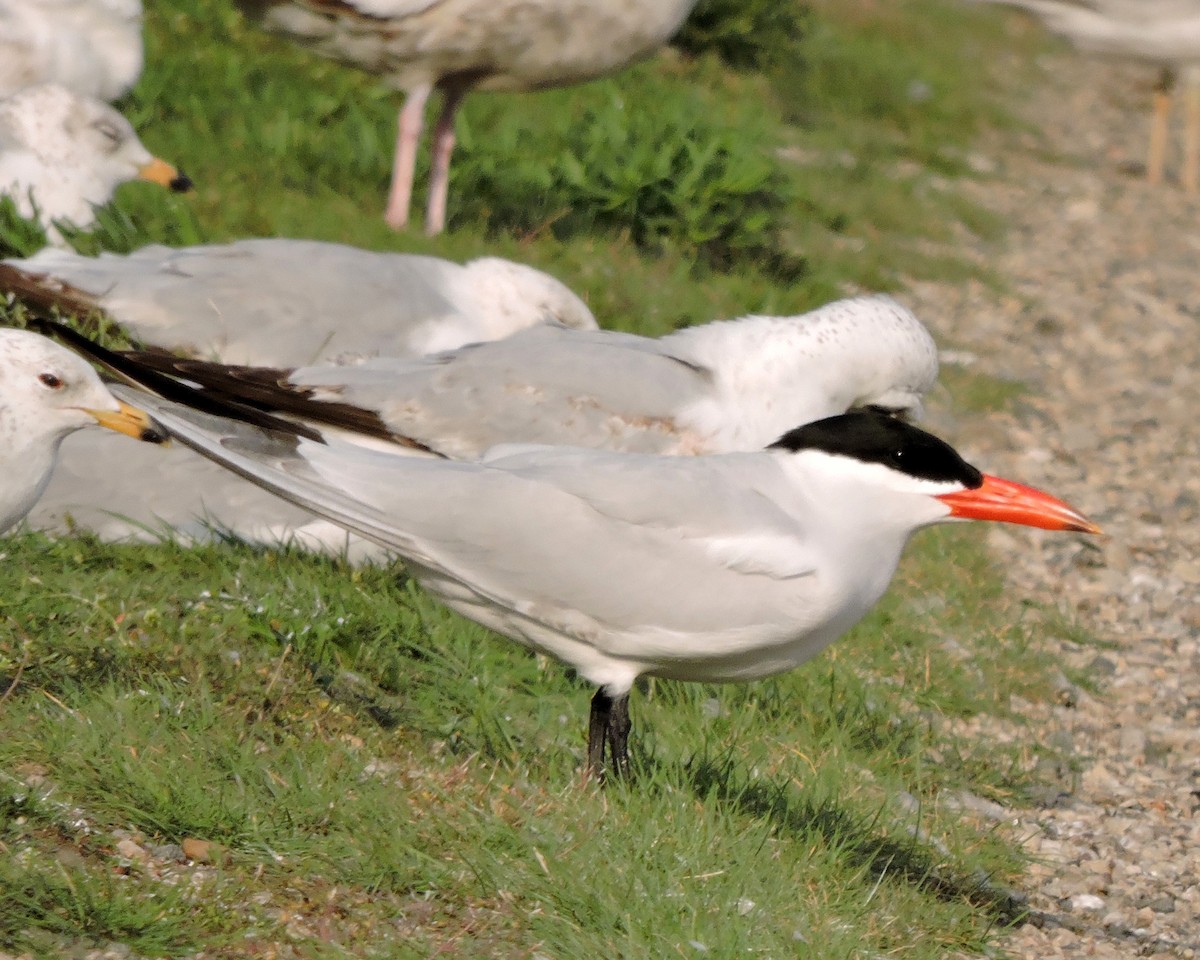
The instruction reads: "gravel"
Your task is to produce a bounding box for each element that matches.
[900,46,1200,960]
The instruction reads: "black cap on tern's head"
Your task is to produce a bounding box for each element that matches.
[770,409,1101,535]
[769,409,984,488]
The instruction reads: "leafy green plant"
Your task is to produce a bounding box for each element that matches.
[452,84,802,277]
[555,107,781,262]
[674,0,811,70]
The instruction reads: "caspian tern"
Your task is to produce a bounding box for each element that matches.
[0,329,165,533]
[971,0,1200,189]
[29,296,938,554]
[103,393,1101,779]
[0,240,598,365]
[0,84,191,244]
[239,0,699,234]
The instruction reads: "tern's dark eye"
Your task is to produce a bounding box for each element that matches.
[38,373,64,389]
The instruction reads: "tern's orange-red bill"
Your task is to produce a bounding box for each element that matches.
[936,474,1101,534]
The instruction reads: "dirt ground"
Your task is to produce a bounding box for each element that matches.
[901,34,1200,960]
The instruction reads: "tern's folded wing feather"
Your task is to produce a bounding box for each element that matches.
[477,444,817,579]
[125,390,821,641]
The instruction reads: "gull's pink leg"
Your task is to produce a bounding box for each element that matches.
[385,83,432,230]
[1147,73,1172,186]
[424,85,468,236]
[1183,75,1199,194]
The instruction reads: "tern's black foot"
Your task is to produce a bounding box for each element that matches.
[606,693,631,781]
[586,688,631,784]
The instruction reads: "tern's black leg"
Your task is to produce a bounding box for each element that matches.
[606,693,631,781]
[587,688,612,781]
[586,688,632,783]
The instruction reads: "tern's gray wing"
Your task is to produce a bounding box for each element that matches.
[125,391,821,647]
[290,325,717,458]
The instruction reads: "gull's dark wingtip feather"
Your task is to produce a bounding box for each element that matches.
[30,318,326,443]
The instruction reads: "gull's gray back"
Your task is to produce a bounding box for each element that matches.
[292,324,716,457]
[14,240,475,366]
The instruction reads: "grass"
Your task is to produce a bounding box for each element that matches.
[0,0,1072,956]
[0,527,1064,957]
[939,364,1030,414]
[1,0,1037,322]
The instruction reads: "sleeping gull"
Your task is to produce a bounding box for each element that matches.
[973,0,1200,190]
[240,0,701,234]
[31,296,939,555]
[0,238,597,365]
[0,328,165,534]
[0,84,191,244]
[0,0,143,102]
[113,396,1099,780]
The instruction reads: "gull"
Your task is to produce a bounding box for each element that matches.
[116,395,1101,779]
[5,241,595,547]
[973,0,1200,190]
[0,0,143,103]
[0,328,165,533]
[0,84,191,244]
[240,0,701,234]
[0,239,599,365]
[29,296,938,552]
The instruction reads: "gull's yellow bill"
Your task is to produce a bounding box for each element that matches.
[137,157,193,193]
[83,400,169,444]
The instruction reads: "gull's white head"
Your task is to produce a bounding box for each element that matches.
[668,295,940,452]
[834,297,940,420]
[762,295,940,422]
[461,257,599,337]
[0,84,190,236]
[0,328,164,532]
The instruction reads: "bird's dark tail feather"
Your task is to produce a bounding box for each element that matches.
[30,317,326,442]
[31,318,438,454]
